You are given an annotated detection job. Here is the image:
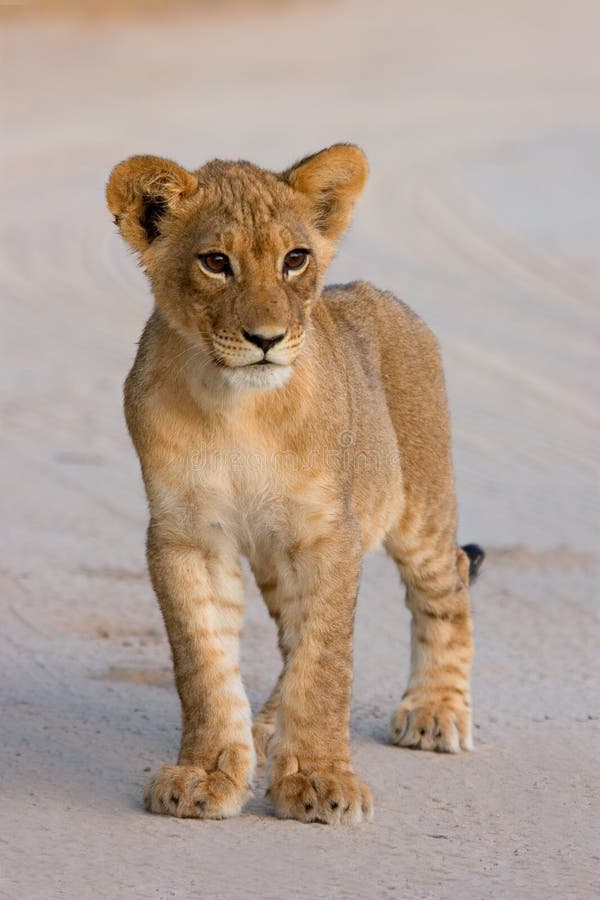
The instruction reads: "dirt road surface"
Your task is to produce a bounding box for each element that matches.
[1,2,598,897]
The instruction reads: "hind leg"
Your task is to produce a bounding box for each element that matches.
[252,674,284,765]
[385,522,474,753]
[250,567,291,766]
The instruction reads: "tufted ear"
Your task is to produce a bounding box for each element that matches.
[106,155,198,254]
[282,144,368,242]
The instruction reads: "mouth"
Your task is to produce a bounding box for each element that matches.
[221,360,293,391]
[209,343,296,385]
[240,357,278,368]
[212,355,279,370]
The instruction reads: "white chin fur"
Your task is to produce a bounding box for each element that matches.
[222,364,292,391]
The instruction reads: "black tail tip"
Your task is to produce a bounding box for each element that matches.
[462,543,486,581]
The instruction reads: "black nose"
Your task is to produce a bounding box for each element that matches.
[242,330,286,353]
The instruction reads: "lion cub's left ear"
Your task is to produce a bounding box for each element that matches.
[106,155,198,255]
[282,144,368,242]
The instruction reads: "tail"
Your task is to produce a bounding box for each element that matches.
[461,543,485,582]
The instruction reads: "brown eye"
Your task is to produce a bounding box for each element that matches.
[198,252,232,275]
[283,248,309,273]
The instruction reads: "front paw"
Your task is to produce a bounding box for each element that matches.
[144,762,251,819]
[269,758,373,825]
[390,694,473,753]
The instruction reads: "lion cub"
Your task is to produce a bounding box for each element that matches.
[106,144,483,825]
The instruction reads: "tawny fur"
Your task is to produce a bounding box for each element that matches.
[106,144,476,825]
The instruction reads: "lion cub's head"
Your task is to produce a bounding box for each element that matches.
[107,145,368,390]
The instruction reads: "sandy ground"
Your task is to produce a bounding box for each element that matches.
[1,2,599,897]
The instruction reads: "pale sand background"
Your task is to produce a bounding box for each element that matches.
[1,2,599,897]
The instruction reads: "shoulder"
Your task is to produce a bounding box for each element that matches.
[321,281,437,345]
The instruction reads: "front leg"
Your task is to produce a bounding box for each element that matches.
[265,534,373,825]
[143,522,255,819]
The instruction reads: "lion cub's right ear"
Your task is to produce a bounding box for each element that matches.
[106,155,198,254]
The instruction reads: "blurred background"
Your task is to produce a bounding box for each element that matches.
[1,2,598,898]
